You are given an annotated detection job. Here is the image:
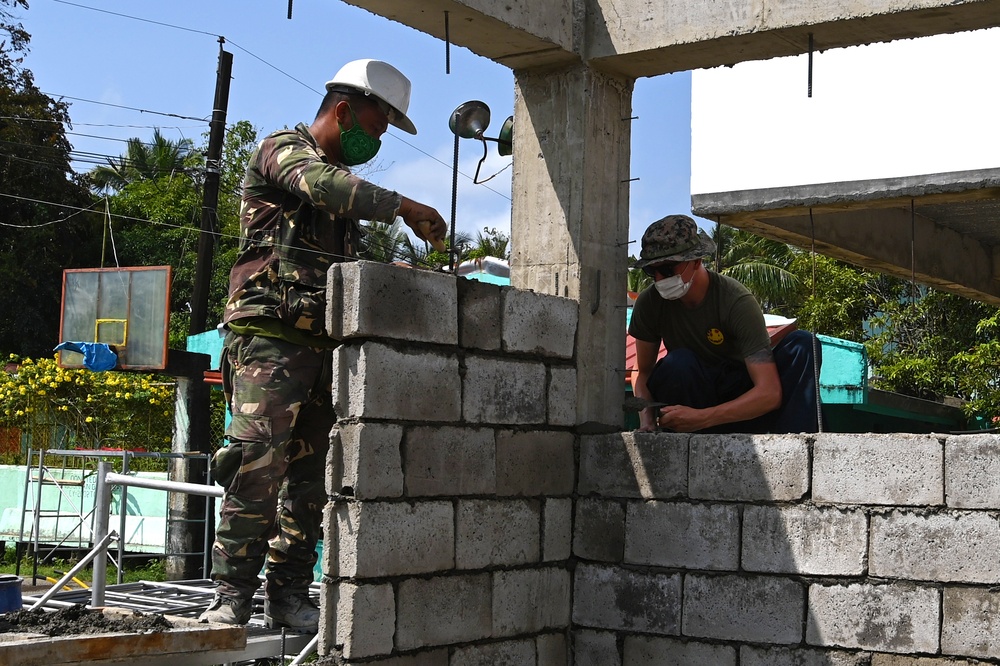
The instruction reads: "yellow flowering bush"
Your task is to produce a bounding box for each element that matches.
[0,354,176,463]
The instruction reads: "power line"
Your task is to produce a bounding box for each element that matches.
[40,92,208,123]
[40,2,513,204]
[0,191,449,270]
[52,0,218,37]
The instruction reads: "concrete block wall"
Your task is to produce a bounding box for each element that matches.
[574,431,1000,664]
[320,261,578,663]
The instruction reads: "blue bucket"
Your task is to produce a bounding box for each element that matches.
[0,574,23,612]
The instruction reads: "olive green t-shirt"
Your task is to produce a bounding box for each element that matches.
[628,271,771,365]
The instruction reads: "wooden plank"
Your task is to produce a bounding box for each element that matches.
[0,608,246,666]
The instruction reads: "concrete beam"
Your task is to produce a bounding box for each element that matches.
[339,0,581,70]
[509,64,632,428]
[586,0,1000,76]
[343,0,1000,75]
[694,195,1000,305]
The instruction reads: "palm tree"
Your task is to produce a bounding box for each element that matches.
[466,226,510,261]
[360,219,410,263]
[709,224,800,312]
[89,128,197,193]
[401,230,473,270]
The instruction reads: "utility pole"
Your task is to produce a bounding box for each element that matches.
[175,40,231,580]
[190,39,232,335]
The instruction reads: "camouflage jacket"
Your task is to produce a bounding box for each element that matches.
[224,123,403,337]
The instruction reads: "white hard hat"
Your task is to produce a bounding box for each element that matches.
[325,59,417,135]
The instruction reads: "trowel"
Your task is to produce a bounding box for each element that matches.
[622,396,669,413]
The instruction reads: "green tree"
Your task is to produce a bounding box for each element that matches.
[0,0,103,359]
[788,254,896,342]
[95,120,259,348]
[950,310,1000,423]
[866,289,994,404]
[359,219,410,263]
[89,129,197,194]
[709,225,800,312]
[466,226,510,261]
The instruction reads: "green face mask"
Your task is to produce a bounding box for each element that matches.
[338,105,381,166]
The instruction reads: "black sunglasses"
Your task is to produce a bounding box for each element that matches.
[642,261,679,278]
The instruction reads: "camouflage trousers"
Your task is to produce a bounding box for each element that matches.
[209,332,335,599]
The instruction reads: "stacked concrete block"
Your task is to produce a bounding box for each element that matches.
[322,262,578,664]
[813,433,943,505]
[572,430,1000,664]
[807,582,939,653]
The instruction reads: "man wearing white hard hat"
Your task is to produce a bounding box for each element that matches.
[200,60,446,629]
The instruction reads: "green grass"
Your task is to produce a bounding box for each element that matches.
[0,546,166,587]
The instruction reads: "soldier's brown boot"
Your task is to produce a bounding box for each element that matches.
[264,593,319,632]
[199,592,252,625]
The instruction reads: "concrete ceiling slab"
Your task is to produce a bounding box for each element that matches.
[692,169,1000,305]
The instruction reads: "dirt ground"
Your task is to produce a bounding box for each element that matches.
[0,604,172,636]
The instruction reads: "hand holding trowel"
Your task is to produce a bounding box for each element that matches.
[398,196,448,252]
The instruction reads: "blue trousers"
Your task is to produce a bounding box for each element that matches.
[645,329,823,434]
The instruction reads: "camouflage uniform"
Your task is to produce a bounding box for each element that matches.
[210,123,402,601]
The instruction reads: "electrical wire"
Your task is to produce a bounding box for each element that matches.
[43,1,514,204]
[39,92,208,123]
[0,191,446,270]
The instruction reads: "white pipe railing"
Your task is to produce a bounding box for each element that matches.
[90,464,223,606]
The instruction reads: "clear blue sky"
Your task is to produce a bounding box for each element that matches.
[21,0,695,250]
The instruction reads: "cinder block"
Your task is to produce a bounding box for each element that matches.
[396,574,492,650]
[335,500,454,578]
[872,657,977,666]
[318,579,338,657]
[496,430,575,496]
[547,365,577,426]
[452,639,536,666]
[742,505,867,575]
[542,498,573,562]
[351,651,449,666]
[871,510,1000,583]
[942,586,1000,658]
[684,574,803,643]
[328,422,403,499]
[573,564,681,635]
[456,499,540,569]
[623,636,736,666]
[501,289,578,358]
[333,342,461,421]
[625,501,739,570]
[320,501,339,578]
[945,434,1000,508]
[536,632,568,666]
[492,567,571,636]
[574,498,625,563]
[403,426,496,496]
[807,582,939,653]
[458,278,502,351]
[462,355,548,425]
[327,261,457,344]
[689,434,808,501]
[336,582,395,659]
[813,433,943,506]
[578,432,687,499]
[742,646,870,666]
[574,630,621,666]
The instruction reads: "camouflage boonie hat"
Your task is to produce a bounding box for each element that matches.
[633,214,717,269]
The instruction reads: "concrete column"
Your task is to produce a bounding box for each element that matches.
[510,63,633,428]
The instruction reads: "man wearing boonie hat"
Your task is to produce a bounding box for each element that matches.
[201,59,447,630]
[629,214,821,434]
